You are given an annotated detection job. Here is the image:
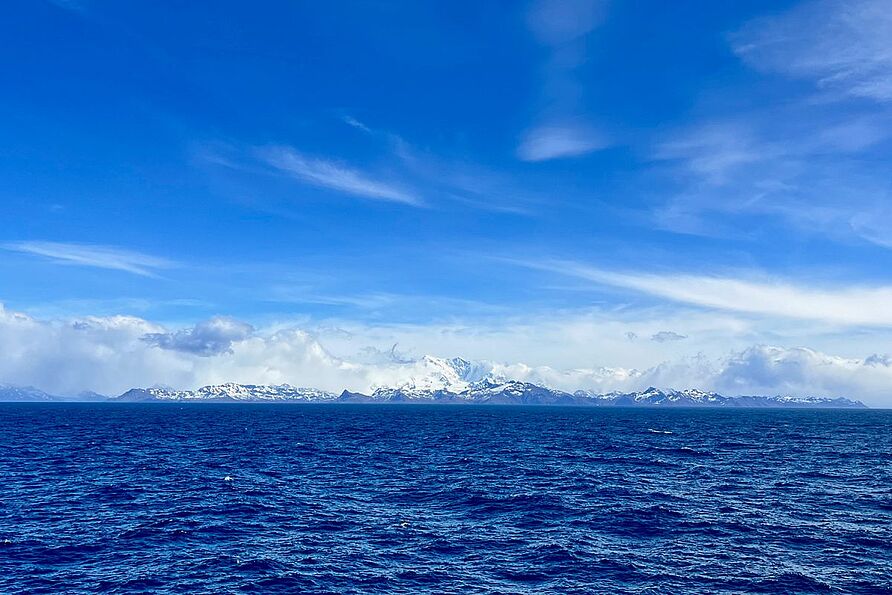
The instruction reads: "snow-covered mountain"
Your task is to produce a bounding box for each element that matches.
[114,383,338,402]
[572,387,862,408]
[0,384,58,402]
[341,378,580,404]
[367,355,491,396]
[337,382,863,407]
[0,356,868,407]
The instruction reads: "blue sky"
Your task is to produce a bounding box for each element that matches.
[3,0,892,403]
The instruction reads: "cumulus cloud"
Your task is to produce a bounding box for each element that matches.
[0,304,367,397]
[142,317,255,356]
[651,331,687,343]
[865,353,892,366]
[710,345,892,401]
[0,303,890,405]
[492,345,892,406]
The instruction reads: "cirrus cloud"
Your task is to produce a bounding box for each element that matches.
[517,123,608,162]
[532,260,892,327]
[731,0,892,101]
[260,146,422,206]
[3,241,175,277]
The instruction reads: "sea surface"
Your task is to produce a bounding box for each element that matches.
[1,404,890,594]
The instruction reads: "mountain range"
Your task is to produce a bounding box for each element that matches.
[0,356,867,407]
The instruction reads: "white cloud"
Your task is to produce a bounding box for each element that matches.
[654,116,889,187]
[709,345,892,402]
[650,0,892,245]
[651,330,687,343]
[142,317,254,356]
[310,305,755,375]
[3,241,175,277]
[0,303,890,405]
[260,146,421,206]
[389,136,542,214]
[654,122,773,184]
[532,260,892,327]
[849,207,892,248]
[326,119,542,214]
[517,123,608,161]
[201,128,542,215]
[731,0,892,101]
[0,305,364,396]
[519,1,609,162]
[341,115,372,133]
[485,344,892,406]
[650,111,892,246]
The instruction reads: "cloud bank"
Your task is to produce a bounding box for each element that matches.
[1,303,890,406]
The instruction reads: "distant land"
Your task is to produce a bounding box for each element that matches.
[0,382,866,408]
[107,382,864,408]
[0,356,867,408]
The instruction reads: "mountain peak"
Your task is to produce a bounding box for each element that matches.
[0,356,870,409]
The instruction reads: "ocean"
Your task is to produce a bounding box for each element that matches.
[1,403,890,594]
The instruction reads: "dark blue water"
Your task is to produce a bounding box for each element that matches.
[1,404,890,594]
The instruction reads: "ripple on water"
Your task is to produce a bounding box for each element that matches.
[0,404,890,595]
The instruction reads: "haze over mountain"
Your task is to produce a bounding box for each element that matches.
[1,356,865,408]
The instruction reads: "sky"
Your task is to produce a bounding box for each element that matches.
[3,0,892,405]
